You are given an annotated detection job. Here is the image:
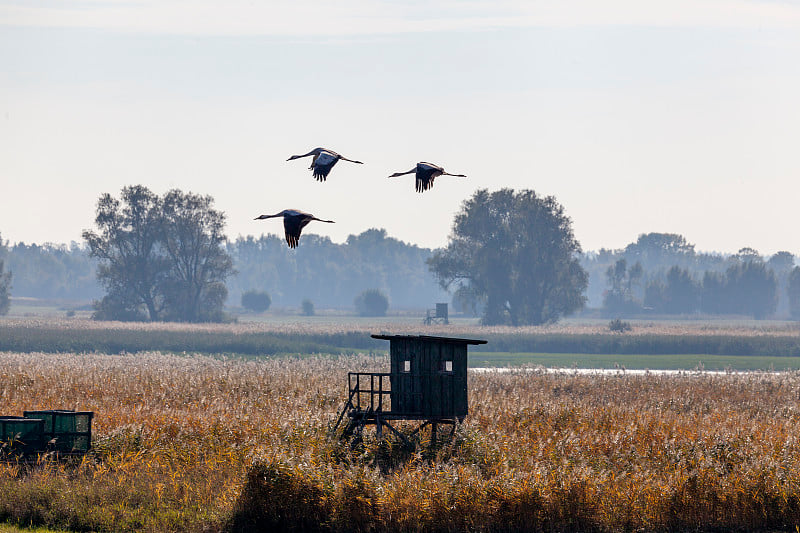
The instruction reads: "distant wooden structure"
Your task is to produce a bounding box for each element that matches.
[334,334,486,448]
[423,303,449,325]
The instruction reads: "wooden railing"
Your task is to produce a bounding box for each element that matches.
[347,372,391,413]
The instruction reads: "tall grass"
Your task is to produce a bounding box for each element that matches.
[4,351,800,531]
[4,318,800,356]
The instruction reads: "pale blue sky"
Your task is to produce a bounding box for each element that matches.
[2,1,799,255]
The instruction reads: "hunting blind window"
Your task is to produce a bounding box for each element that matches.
[442,360,453,373]
[403,360,411,372]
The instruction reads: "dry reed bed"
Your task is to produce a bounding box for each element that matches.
[3,351,800,531]
[4,316,800,337]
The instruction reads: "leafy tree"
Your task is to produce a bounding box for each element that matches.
[0,262,11,316]
[768,251,795,273]
[623,233,695,270]
[662,266,699,314]
[733,247,761,263]
[724,253,777,319]
[428,188,587,325]
[301,299,315,316]
[159,190,234,322]
[602,258,643,314]
[644,267,700,315]
[700,271,728,315]
[354,288,389,316]
[786,267,800,319]
[83,185,168,321]
[643,280,665,311]
[83,185,234,322]
[0,233,11,315]
[768,251,796,317]
[91,284,149,321]
[241,290,272,313]
[451,285,482,317]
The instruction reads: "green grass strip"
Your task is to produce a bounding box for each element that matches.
[470,352,800,371]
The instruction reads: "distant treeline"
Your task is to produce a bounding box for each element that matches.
[582,233,799,319]
[0,240,101,300]
[2,230,799,317]
[226,229,449,309]
[0,229,449,310]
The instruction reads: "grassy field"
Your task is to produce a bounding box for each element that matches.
[4,350,800,531]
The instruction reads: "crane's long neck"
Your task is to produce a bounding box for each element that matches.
[340,156,363,164]
[288,149,319,160]
[442,172,467,177]
[388,169,416,178]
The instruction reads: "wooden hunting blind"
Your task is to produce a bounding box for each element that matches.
[334,334,487,447]
[423,303,449,325]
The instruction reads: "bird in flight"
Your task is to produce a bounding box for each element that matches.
[388,162,466,193]
[287,147,363,182]
[254,209,335,248]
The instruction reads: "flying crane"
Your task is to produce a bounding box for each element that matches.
[388,162,466,193]
[287,147,363,181]
[254,209,335,249]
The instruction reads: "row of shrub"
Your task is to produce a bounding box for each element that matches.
[4,324,800,357]
[240,290,316,316]
[241,289,387,316]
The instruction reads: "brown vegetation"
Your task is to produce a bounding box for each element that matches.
[4,316,800,337]
[3,350,800,531]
